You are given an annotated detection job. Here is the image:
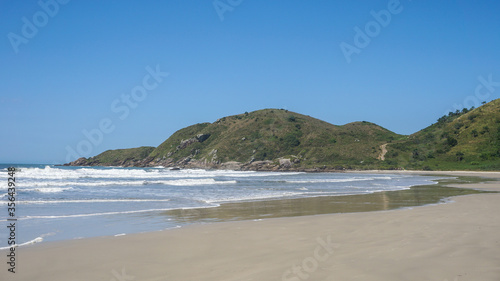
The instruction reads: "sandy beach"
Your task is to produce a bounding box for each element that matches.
[2,171,499,281]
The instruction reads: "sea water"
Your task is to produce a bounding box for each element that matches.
[0,164,444,246]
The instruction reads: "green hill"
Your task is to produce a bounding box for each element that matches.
[385,99,500,170]
[70,146,155,166]
[65,99,500,171]
[147,109,402,170]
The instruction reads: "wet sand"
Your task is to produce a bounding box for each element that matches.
[1,171,499,281]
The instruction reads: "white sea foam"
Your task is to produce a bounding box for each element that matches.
[156,179,237,186]
[302,176,393,183]
[14,166,304,180]
[0,237,43,250]
[3,178,238,189]
[23,187,74,193]
[284,177,375,184]
[0,199,172,205]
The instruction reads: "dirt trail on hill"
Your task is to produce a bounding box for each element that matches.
[378,143,388,161]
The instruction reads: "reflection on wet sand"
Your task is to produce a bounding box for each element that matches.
[164,177,492,224]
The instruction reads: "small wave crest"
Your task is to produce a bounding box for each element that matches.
[8,179,238,189]
[24,187,74,193]
[203,192,303,203]
[0,237,43,250]
[285,176,394,184]
[21,205,219,220]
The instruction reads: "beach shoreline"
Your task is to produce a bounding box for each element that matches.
[1,170,499,280]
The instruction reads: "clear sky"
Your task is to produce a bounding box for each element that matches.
[1,0,499,164]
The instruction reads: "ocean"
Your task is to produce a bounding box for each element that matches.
[0,164,446,247]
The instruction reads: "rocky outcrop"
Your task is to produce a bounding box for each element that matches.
[68,157,90,166]
[220,161,242,170]
[240,160,275,171]
[196,133,211,142]
[279,158,292,168]
[63,153,352,172]
[177,133,211,150]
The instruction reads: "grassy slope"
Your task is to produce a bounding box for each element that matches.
[86,146,155,166]
[385,98,500,170]
[148,109,403,169]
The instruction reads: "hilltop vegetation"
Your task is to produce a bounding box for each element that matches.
[384,99,500,171]
[65,99,500,171]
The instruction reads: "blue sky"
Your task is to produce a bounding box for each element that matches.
[1,0,499,164]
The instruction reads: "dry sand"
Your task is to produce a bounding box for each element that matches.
[1,171,499,281]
